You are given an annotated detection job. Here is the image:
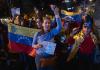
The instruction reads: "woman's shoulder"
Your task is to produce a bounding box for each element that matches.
[34,30,44,36]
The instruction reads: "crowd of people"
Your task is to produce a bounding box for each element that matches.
[0,3,98,70]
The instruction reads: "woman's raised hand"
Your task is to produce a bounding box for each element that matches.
[50,5,59,16]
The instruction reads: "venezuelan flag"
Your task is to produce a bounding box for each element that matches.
[8,24,39,57]
[61,8,82,23]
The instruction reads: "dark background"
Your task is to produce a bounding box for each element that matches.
[0,0,84,18]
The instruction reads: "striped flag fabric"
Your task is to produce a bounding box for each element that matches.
[8,24,39,57]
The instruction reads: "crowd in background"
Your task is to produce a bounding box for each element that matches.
[0,2,99,70]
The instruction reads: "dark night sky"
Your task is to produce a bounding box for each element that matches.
[0,0,62,17]
[0,0,97,17]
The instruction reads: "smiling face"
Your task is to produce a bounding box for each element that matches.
[82,22,89,34]
[83,25,88,33]
[42,17,51,32]
[36,18,42,29]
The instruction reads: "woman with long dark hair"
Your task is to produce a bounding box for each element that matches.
[32,5,62,70]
